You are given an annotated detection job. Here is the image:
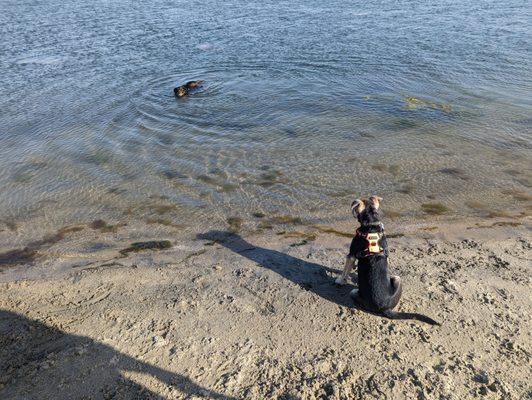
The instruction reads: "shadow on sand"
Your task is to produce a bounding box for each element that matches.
[0,310,237,400]
[197,230,358,309]
[198,231,441,325]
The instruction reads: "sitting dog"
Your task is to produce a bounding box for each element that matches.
[336,196,439,325]
[173,80,204,98]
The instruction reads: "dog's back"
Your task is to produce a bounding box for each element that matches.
[343,196,440,325]
[356,256,396,311]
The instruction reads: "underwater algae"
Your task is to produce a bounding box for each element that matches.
[120,240,172,255]
[421,203,450,215]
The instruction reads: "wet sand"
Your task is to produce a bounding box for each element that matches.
[0,216,530,399]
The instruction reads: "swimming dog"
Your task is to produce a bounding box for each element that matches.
[173,80,204,98]
[336,196,440,325]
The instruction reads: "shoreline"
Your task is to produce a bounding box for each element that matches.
[1,216,530,399]
[0,212,529,282]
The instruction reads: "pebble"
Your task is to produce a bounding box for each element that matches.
[473,371,489,384]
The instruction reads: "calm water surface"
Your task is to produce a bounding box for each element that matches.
[0,0,530,245]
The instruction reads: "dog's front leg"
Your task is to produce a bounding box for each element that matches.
[335,255,356,285]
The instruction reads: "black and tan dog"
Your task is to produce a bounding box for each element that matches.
[336,196,439,325]
[173,80,204,98]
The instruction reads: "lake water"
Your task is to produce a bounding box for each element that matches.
[0,0,530,247]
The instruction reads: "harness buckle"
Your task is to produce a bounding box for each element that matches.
[366,233,381,253]
[355,227,385,258]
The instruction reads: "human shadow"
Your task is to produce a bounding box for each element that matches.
[0,310,237,400]
[197,230,356,309]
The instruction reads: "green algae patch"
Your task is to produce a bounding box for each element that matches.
[0,248,37,268]
[83,151,112,165]
[270,215,303,225]
[469,221,522,229]
[421,203,450,215]
[465,201,488,211]
[388,165,401,177]
[386,233,405,238]
[372,164,388,173]
[404,96,423,108]
[196,174,218,185]
[120,240,172,255]
[486,210,513,218]
[384,210,403,220]
[439,168,469,180]
[152,204,179,215]
[218,183,238,192]
[1,220,18,232]
[256,215,305,231]
[289,240,310,247]
[390,118,418,130]
[227,217,243,233]
[182,248,207,262]
[491,221,521,227]
[242,169,287,187]
[372,164,401,177]
[0,225,85,268]
[396,182,415,194]
[89,219,123,233]
[39,226,85,246]
[283,231,317,241]
[161,170,188,180]
[12,172,34,183]
[502,189,532,202]
[502,169,521,177]
[257,221,273,230]
[404,96,452,113]
[90,219,110,230]
[312,225,353,238]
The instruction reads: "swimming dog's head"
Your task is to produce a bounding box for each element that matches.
[174,86,188,97]
[351,196,382,226]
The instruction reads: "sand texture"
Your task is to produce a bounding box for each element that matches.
[0,218,530,399]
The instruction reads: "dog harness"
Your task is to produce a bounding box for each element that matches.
[355,222,385,258]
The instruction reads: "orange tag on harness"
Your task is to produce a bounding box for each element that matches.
[367,233,381,253]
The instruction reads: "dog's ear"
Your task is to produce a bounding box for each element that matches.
[369,196,383,210]
[351,199,365,215]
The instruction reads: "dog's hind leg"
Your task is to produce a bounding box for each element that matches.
[387,275,403,310]
[335,255,355,285]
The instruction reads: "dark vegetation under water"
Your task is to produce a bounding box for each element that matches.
[0,226,84,268]
[120,240,172,256]
[0,188,528,270]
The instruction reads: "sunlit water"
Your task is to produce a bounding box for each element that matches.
[0,0,530,250]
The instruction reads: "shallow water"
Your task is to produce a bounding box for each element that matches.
[0,0,530,244]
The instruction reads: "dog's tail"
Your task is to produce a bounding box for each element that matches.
[382,310,440,326]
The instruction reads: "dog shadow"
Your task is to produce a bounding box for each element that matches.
[0,309,237,400]
[197,230,361,309]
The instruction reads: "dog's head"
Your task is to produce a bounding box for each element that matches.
[351,196,382,225]
[174,86,188,97]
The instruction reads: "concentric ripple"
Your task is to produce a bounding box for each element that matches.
[0,0,530,245]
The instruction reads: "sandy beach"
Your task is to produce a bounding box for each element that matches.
[2,0,531,398]
[1,215,530,399]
